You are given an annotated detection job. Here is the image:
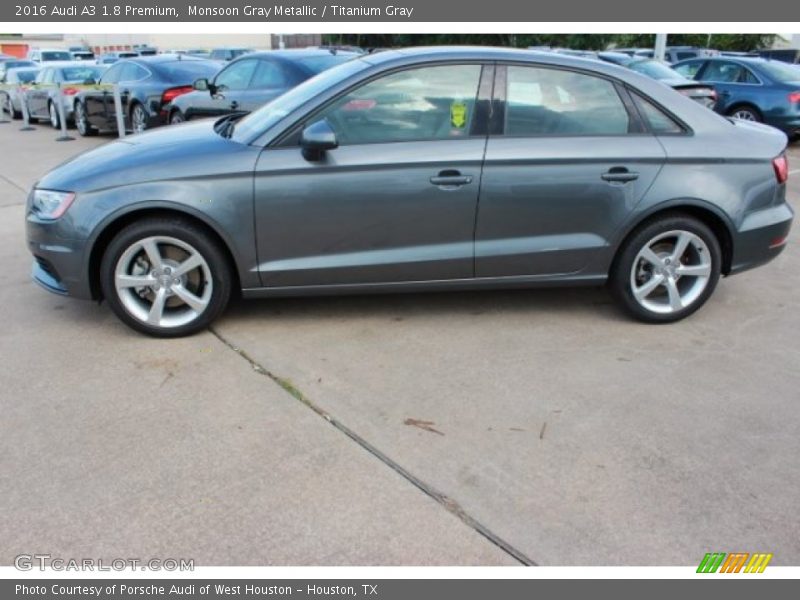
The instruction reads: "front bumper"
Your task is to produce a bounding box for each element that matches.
[26,212,93,299]
[729,202,794,274]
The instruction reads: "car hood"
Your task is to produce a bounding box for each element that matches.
[36,119,260,193]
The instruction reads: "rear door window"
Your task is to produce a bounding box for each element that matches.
[631,93,684,134]
[504,65,631,136]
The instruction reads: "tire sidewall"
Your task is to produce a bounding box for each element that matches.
[610,214,722,323]
[100,218,232,337]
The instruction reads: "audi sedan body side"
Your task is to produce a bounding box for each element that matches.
[26,47,793,337]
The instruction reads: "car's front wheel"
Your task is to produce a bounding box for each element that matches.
[610,214,722,323]
[100,218,232,337]
[169,109,185,125]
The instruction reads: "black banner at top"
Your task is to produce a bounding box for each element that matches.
[2,0,799,21]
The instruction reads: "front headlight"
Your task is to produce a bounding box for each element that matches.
[31,189,76,220]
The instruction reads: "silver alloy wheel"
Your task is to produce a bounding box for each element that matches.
[170,111,184,124]
[49,102,59,128]
[131,104,147,133]
[629,230,712,315]
[76,103,88,134]
[114,236,213,329]
[732,109,757,122]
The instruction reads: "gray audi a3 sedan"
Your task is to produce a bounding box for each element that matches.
[26,47,793,337]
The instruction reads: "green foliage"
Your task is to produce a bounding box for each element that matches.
[323,33,778,52]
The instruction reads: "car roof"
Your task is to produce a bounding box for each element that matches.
[241,48,361,61]
[357,45,635,76]
[126,54,211,64]
[40,61,106,69]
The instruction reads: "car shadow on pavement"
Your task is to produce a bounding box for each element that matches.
[219,285,631,325]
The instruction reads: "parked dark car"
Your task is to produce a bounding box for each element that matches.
[209,47,254,62]
[756,48,800,64]
[598,54,717,108]
[27,47,793,337]
[168,49,360,124]
[673,56,800,137]
[74,55,221,136]
[95,51,139,65]
[25,62,106,128]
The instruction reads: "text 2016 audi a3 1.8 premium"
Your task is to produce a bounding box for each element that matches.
[26,47,793,337]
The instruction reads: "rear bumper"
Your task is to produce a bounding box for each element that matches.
[729,202,794,275]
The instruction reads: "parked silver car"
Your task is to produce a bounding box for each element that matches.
[0,66,39,118]
[26,47,793,336]
[25,62,106,128]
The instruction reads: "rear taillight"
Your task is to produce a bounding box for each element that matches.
[161,86,193,105]
[773,155,789,184]
[709,89,717,100]
[789,91,800,104]
[62,87,79,96]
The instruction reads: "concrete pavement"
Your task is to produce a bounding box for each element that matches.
[1,121,798,566]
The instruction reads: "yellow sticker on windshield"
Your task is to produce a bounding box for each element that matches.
[451,102,467,129]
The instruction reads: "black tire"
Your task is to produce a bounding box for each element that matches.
[169,109,185,125]
[609,213,722,323]
[75,101,97,136]
[727,104,762,123]
[130,102,148,134]
[100,217,232,337]
[48,101,60,129]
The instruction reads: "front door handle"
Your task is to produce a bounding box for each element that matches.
[602,167,639,183]
[430,170,473,187]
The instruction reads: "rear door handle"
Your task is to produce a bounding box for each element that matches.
[230,100,239,110]
[430,170,473,187]
[602,167,639,183]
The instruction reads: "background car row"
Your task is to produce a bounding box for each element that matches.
[3,47,798,140]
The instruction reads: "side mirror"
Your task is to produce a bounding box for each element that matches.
[193,78,209,92]
[300,120,338,161]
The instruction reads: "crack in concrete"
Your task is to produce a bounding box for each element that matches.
[209,325,537,566]
[0,173,27,195]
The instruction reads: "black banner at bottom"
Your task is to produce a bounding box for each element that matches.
[3,579,798,600]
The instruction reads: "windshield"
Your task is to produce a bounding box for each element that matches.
[13,70,38,83]
[629,60,682,81]
[758,60,800,82]
[155,60,220,81]
[42,51,72,61]
[231,57,370,143]
[61,66,105,81]
[296,53,358,74]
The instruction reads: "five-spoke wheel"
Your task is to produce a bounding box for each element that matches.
[101,218,231,337]
[611,214,721,323]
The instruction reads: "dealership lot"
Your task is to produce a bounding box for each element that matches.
[1,123,798,566]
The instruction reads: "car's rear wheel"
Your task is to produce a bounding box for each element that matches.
[100,218,232,337]
[48,101,60,128]
[131,103,148,134]
[75,102,97,136]
[610,214,722,323]
[728,105,761,122]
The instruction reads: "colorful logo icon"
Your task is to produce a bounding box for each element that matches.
[697,552,773,573]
